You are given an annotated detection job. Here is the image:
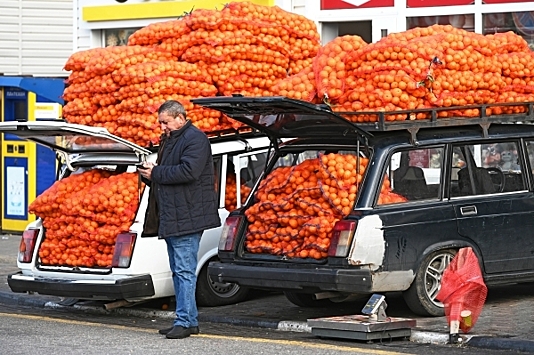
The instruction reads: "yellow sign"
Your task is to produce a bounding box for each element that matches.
[34,103,61,120]
[83,0,274,22]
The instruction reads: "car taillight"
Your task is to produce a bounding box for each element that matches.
[219,216,243,251]
[111,233,136,268]
[18,229,39,263]
[328,220,357,257]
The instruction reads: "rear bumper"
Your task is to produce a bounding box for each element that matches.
[208,262,373,293]
[7,272,155,300]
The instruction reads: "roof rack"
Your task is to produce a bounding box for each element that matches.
[338,102,534,145]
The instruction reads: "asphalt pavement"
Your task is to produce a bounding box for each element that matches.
[1,234,534,353]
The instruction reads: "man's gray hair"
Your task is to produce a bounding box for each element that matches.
[158,100,187,119]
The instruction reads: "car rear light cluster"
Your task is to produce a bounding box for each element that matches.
[18,229,39,263]
[328,220,357,257]
[111,233,136,268]
[219,216,243,251]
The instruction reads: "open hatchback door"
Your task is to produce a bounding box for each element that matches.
[191,96,372,141]
[0,121,151,167]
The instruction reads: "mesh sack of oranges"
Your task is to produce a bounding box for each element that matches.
[270,66,318,102]
[127,18,191,46]
[29,170,143,268]
[494,50,534,113]
[337,25,534,120]
[313,35,368,102]
[62,47,174,131]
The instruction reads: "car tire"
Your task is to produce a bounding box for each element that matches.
[403,248,457,316]
[195,259,250,307]
[283,291,333,307]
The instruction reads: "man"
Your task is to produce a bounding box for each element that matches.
[138,100,221,339]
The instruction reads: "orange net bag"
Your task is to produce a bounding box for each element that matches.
[31,170,143,268]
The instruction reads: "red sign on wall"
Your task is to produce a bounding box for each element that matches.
[483,0,533,3]
[321,0,394,10]
[407,0,473,7]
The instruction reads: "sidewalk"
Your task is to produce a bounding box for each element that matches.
[2,234,534,352]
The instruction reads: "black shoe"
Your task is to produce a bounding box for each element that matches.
[158,326,173,335]
[189,326,200,335]
[159,325,199,335]
[166,326,191,339]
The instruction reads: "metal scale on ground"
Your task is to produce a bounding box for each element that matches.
[307,294,416,341]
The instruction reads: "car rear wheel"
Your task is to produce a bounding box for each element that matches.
[403,248,457,316]
[196,259,250,307]
[284,291,333,307]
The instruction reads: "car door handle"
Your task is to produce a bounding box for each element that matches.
[460,205,477,216]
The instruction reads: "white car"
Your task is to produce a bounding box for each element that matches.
[4,121,271,307]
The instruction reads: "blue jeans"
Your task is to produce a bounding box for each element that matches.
[165,232,202,328]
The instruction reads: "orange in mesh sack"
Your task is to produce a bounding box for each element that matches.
[436,247,487,333]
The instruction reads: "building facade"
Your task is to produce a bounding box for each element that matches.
[311,0,534,47]
[0,0,74,77]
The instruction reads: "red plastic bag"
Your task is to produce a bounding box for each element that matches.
[436,247,487,333]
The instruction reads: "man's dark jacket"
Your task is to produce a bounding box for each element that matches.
[144,120,221,238]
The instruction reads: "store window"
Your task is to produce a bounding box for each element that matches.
[103,28,141,47]
[483,12,534,50]
[407,14,474,31]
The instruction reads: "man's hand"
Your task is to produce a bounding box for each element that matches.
[137,162,156,180]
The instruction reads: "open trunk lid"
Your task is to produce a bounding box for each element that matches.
[191,96,372,141]
[0,121,151,164]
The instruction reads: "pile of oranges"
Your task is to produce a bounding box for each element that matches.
[62,46,224,147]
[244,153,405,259]
[62,1,320,147]
[271,35,368,102]
[272,25,534,121]
[283,25,534,121]
[62,5,534,145]
[29,170,142,268]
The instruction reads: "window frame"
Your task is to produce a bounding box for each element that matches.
[448,139,528,200]
[375,144,446,207]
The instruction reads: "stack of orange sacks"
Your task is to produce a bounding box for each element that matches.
[244,153,405,260]
[62,46,179,147]
[29,169,142,268]
[129,2,320,138]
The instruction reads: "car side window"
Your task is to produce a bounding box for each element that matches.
[225,152,269,211]
[450,142,525,197]
[379,147,444,205]
[525,141,534,173]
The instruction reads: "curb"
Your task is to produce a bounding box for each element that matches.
[0,291,53,309]
[43,300,455,345]
[467,336,534,353]
[45,300,283,330]
[3,291,534,352]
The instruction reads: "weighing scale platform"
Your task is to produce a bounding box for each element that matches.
[308,315,416,341]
